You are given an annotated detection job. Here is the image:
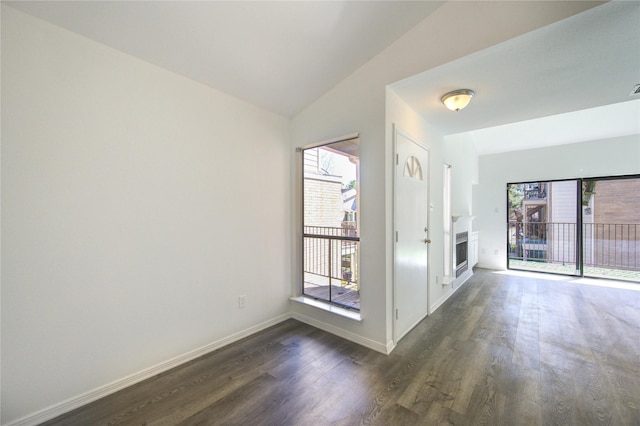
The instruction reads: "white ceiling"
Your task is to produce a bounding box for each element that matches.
[5,0,443,118]
[457,100,640,156]
[5,0,639,155]
[391,1,640,153]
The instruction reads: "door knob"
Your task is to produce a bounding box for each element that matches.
[424,239,431,244]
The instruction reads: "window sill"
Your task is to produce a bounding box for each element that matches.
[290,296,362,322]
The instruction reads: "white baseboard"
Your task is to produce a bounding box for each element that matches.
[386,339,396,354]
[394,310,430,345]
[7,313,292,426]
[291,311,389,354]
[476,263,504,271]
[430,271,472,313]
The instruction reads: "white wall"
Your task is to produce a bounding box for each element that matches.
[1,7,291,424]
[386,90,474,316]
[474,135,640,270]
[386,89,448,328]
[1,1,606,423]
[290,1,587,352]
[443,133,479,218]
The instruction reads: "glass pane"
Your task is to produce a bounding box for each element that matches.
[508,180,578,275]
[302,138,360,310]
[583,177,640,282]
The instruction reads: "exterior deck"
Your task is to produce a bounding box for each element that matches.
[303,284,360,310]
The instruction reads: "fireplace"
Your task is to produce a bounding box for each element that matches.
[455,231,468,277]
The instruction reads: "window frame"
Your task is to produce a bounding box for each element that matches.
[300,134,361,311]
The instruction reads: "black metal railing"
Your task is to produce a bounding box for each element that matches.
[303,226,359,309]
[584,223,639,271]
[508,221,640,271]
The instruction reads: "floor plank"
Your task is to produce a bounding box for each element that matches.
[42,269,640,425]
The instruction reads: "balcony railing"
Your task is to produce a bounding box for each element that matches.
[303,225,359,310]
[584,223,640,271]
[508,221,640,272]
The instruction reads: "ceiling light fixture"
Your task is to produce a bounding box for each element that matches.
[441,89,475,112]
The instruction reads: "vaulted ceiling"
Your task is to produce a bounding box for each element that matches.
[5,0,443,117]
[6,1,640,154]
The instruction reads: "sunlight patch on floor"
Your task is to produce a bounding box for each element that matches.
[492,268,640,291]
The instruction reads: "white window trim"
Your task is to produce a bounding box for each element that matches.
[443,163,452,279]
[290,296,362,321]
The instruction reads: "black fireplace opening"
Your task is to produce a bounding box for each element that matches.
[456,231,468,277]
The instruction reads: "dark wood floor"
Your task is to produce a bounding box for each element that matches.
[43,269,640,425]
[304,284,360,310]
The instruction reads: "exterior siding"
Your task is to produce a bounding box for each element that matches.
[587,179,640,270]
[549,181,577,265]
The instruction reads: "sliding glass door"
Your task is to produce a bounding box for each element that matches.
[507,180,579,275]
[582,176,640,281]
[507,175,639,283]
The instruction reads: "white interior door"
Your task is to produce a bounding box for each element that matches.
[394,126,430,343]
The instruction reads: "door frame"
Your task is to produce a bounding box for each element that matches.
[506,178,582,276]
[506,173,640,280]
[392,124,431,344]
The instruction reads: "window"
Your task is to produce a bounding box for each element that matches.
[443,164,452,277]
[404,156,423,180]
[302,137,360,310]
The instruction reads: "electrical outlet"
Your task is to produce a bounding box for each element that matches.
[494,249,499,255]
[436,275,439,284]
[238,295,246,309]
